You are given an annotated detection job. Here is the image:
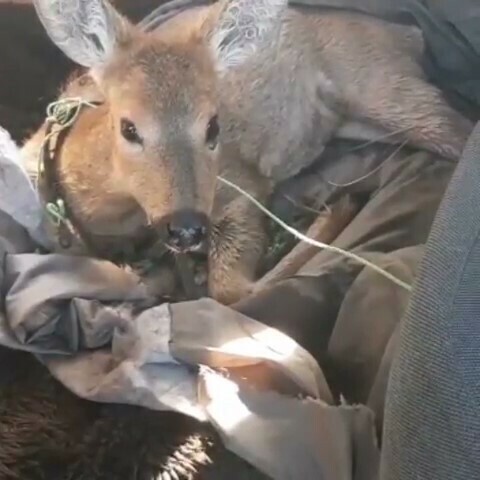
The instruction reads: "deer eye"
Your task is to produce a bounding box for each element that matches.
[120,118,143,144]
[205,115,220,151]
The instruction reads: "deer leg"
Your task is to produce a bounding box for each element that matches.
[130,261,179,300]
[355,72,473,160]
[252,194,360,295]
[208,196,268,305]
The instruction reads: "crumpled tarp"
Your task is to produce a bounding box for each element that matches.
[0,124,380,479]
[0,127,50,248]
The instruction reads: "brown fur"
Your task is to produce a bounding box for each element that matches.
[21,0,472,306]
[0,347,269,479]
[23,69,271,305]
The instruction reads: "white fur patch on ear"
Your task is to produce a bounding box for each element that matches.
[33,0,129,69]
[209,0,287,74]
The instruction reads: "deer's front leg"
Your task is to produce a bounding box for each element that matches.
[208,196,268,305]
[253,194,361,295]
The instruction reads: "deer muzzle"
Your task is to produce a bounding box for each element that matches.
[161,209,210,253]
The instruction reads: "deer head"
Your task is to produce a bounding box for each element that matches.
[33,0,286,253]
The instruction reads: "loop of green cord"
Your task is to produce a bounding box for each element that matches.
[45,199,67,227]
[38,98,99,227]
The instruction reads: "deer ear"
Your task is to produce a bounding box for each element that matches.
[33,0,132,72]
[206,0,287,74]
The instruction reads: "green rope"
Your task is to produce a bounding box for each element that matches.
[45,199,67,227]
[46,97,97,126]
[37,97,99,227]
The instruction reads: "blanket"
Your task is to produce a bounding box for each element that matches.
[0,125,381,479]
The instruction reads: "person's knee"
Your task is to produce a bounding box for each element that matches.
[327,247,422,400]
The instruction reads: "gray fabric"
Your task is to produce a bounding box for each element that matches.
[380,122,480,479]
[0,127,50,247]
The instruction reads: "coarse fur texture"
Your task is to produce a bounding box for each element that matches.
[0,347,269,479]
[23,66,271,306]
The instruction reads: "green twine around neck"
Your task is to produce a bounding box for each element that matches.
[38,97,99,227]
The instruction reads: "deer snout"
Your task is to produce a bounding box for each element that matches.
[165,209,209,253]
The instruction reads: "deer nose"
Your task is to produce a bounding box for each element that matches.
[166,210,209,252]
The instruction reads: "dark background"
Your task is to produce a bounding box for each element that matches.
[0,0,168,142]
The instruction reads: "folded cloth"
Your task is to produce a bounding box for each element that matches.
[0,127,50,247]
[1,246,332,418]
[0,125,379,479]
[199,370,379,480]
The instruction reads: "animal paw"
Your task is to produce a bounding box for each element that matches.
[209,272,254,306]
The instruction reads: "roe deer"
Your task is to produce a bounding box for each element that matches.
[21,0,473,304]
